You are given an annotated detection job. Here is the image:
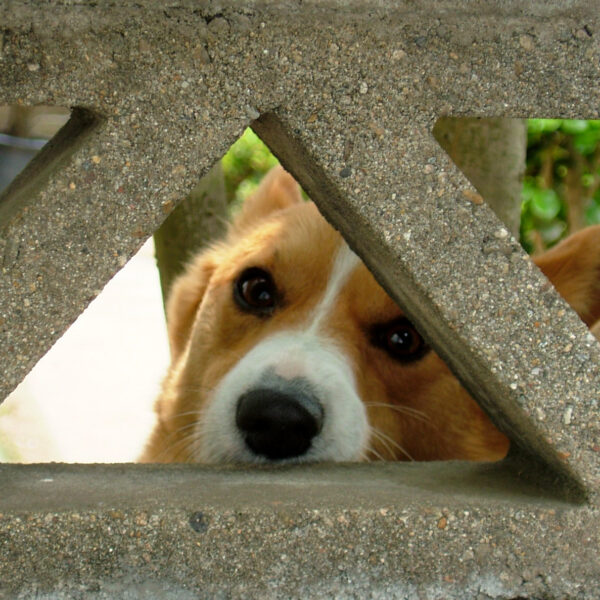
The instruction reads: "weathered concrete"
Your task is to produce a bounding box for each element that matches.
[433,117,527,239]
[1,462,598,599]
[1,1,600,597]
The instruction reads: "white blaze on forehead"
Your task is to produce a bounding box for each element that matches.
[307,241,360,334]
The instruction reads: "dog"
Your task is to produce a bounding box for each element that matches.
[141,166,600,464]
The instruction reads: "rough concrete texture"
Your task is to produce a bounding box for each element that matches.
[433,117,526,239]
[1,462,599,599]
[1,1,600,597]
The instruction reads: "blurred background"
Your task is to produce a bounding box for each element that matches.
[520,119,600,253]
[1,107,599,462]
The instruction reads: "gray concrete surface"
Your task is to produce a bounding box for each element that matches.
[1,1,600,597]
[1,461,598,599]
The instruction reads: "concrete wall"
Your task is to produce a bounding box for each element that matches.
[1,1,600,597]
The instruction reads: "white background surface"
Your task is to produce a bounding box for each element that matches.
[0,239,170,462]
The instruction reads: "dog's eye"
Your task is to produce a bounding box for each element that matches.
[372,318,429,362]
[234,267,278,315]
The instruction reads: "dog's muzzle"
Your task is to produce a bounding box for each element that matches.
[235,381,324,460]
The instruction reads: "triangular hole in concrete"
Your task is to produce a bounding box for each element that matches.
[1,125,280,462]
[252,113,597,502]
[2,113,597,503]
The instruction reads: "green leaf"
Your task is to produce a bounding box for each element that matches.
[559,119,589,134]
[527,119,562,133]
[530,188,561,221]
[573,128,600,155]
[586,201,600,225]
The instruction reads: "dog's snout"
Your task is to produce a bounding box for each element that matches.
[235,388,324,460]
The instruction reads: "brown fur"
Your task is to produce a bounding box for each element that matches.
[141,167,600,463]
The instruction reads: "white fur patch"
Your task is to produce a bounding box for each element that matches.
[307,243,360,334]
[198,332,368,463]
[197,242,368,463]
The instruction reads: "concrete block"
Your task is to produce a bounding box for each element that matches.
[1,1,599,596]
[1,462,599,599]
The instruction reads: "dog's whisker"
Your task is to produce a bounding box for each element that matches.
[169,421,201,437]
[164,383,217,396]
[365,402,430,423]
[369,426,414,462]
[152,435,188,462]
[164,431,200,462]
[364,444,387,462]
[187,428,206,461]
[368,428,396,461]
[150,414,207,462]
[160,409,206,422]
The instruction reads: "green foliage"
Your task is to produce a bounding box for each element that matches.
[221,129,279,208]
[521,119,600,253]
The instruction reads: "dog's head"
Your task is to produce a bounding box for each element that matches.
[143,166,600,464]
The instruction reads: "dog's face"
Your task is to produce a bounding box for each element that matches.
[142,167,600,464]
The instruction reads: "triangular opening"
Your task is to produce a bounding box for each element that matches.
[433,116,600,252]
[0,106,162,462]
[1,114,597,504]
[251,114,596,502]
[0,105,101,223]
[424,116,600,502]
[1,125,282,463]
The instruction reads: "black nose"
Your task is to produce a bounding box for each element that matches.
[235,388,324,460]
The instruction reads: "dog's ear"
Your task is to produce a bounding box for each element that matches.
[534,225,600,327]
[591,320,600,341]
[231,165,302,233]
[165,249,218,361]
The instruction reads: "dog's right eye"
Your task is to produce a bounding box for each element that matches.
[234,267,278,316]
[371,318,429,363]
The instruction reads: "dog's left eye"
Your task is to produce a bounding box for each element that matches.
[372,318,429,362]
[234,267,278,315]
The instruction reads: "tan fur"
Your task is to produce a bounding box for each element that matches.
[141,167,600,463]
[534,225,600,327]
